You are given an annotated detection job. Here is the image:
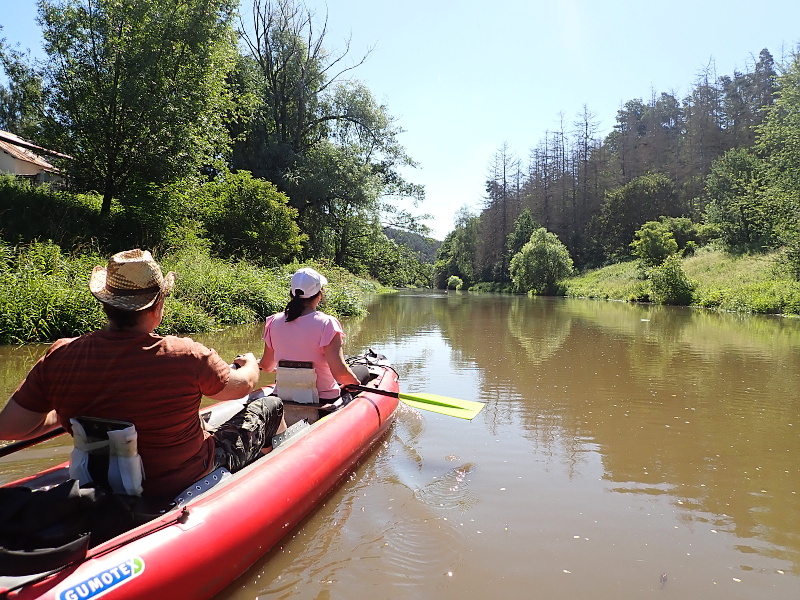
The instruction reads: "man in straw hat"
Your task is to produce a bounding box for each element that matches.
[0,249,285,499]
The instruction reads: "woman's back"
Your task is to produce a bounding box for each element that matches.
[263,310,344,400]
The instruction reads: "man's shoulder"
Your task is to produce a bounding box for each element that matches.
[155,334,212,354]
[43,335,84,355]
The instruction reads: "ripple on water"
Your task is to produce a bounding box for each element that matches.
[414,463,479,511]
[378,516,463,582]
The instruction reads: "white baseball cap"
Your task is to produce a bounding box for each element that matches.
[290,267,328,297]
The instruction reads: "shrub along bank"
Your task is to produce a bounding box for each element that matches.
[0,240,381,345]
[563,247,800,316]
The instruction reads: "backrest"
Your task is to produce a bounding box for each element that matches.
[69,417,144,496]
[274,360,319,404]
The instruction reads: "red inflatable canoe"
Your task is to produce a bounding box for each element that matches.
[0,352,399,599]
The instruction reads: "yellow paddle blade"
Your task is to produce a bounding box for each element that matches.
[397,392,485,420]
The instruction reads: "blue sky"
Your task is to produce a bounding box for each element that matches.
[4,1,800,239]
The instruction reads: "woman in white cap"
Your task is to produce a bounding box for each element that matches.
[259,267,362,419]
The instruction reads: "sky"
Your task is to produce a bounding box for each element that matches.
[3,1,800,240]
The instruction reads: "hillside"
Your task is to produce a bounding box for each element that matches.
[383,227,440,264]
[563,248,800,316]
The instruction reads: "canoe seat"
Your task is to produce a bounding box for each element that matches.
[69,416,144,497]
[275,360,318,405]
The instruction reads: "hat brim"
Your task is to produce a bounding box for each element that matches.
[89,267,175,311]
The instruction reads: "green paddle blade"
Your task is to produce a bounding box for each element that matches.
[397,392,485,420]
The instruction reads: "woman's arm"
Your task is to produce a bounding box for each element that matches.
[259,343,277,373]
[323,333,360,387]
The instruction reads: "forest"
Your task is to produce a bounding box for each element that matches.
[434,47,800,292]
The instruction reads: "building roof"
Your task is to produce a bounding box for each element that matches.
[0,130,71,172]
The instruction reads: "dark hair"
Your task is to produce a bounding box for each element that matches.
[285,290,321,322]
[101,293,165,329]
[102,303,147,329]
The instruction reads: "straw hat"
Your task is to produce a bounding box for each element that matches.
[89,249,176,311]
[290,267,327,297]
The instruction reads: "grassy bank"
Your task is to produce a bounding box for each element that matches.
[0,241,382,345]
[563,247,800,316]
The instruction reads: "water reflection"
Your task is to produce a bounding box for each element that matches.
[348,292,800,581]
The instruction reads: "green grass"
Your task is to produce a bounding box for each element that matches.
[563,261,650,302]
[0,240,382,345]
[563,247,800,316]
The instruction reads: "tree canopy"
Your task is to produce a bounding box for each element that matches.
[5,5,800,291]
[509,228,574,294]
[232,0,426,262]
[433,46,800,289]
[33,0,239,215]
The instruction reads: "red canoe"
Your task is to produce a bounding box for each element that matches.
[0,352,399,599]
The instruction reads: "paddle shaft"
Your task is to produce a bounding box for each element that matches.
[345,384,401,400]
[344,384,484,419]
[0,427,66,459]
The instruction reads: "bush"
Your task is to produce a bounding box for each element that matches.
[509,228,574,294]
[193,171,306,266]
[446,275,463,290]
[469,281,515,293]
[630,221,679,269]
[0,174,206,254]
[363,234,433,288]
[160,299,217,334]
[165,246,286,325]
[0,175,103,248]
[0,241,379,343]
[682,240,698,257]
[648,255,696,305]
[0,242,105,343]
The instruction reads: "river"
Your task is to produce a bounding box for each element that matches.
[1,291,799,599]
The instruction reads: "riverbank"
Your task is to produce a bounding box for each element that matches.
[563,247,800,316]
[0,241,383,345]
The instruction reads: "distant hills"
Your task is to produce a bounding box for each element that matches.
[383,228,440,264]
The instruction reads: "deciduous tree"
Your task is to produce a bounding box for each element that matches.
[596,172,681,261]
[35,0,238,215]
[509,227,574,294]
[235,0,424,261]
[0,41,43,138]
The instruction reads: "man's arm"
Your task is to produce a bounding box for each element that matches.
[0,398,59,440]
[208,352,260,401]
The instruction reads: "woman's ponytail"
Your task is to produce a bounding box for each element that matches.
[285,290,321,322]
[285,292,304,322]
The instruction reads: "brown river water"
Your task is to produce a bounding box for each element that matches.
[1,291,799,599]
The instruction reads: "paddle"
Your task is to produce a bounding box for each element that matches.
[345,385,485,420]
[0,427,66,459]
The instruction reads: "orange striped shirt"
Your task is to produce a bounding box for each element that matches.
[13,330,229,498]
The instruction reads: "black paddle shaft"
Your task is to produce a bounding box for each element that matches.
[0,427,66,459]
[344,384,397,399]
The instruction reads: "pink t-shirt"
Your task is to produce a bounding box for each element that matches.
[263,311,345,400]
